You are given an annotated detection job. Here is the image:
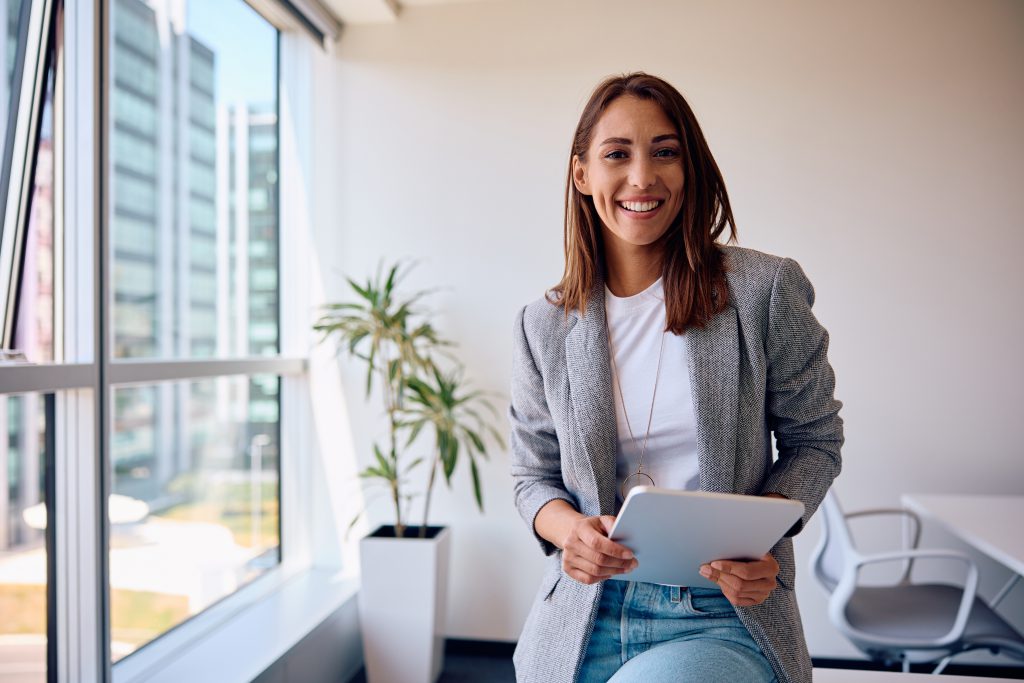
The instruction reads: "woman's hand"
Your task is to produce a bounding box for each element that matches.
[699,553,779,607]
[561,515,638,585]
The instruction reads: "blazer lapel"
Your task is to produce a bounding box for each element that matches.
[564,280,618,516]
[686,304,739,493]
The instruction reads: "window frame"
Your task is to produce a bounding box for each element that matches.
[1,0,57,349]
[2,1,325,681]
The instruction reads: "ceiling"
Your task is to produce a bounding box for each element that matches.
[323,0,507,25]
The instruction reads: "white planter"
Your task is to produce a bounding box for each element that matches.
[359,525,451,683]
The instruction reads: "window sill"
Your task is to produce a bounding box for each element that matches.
[113,567,360,683]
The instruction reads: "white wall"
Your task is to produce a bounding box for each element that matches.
[310,0,1024,660]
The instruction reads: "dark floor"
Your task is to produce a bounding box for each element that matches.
[347,652,515,683]
[348,646,1024,682]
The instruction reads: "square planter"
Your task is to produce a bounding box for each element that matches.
[359,525,451,683]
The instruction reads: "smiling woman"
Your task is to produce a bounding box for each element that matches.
[572,98,686,260]
[508,73,844,683]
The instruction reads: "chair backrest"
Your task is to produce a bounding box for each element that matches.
[810,489,858,594]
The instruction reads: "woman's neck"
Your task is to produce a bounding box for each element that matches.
[603,241,664,298]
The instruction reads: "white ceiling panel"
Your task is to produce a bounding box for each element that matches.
[325,0,508,24]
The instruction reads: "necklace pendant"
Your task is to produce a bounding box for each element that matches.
[620,471,656,500]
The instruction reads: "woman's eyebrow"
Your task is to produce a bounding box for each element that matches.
[599,134,680,145]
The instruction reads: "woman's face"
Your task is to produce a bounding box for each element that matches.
[573,96,685,251]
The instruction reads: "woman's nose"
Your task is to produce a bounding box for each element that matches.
[628,158,656,189]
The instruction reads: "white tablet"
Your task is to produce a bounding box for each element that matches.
[607,486,804,588]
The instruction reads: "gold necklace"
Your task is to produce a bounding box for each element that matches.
[605,316,666,500]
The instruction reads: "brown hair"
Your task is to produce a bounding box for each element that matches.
[547,72,737,334]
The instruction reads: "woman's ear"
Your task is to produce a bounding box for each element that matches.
[572,155,590,196]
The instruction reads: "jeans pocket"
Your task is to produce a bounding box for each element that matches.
[686,587,736,616]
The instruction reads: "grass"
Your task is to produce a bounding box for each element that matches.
[3,479,278,651]
[0,584,188,647]
[156,481,279,548]
[110,589,190,648]
[0,583,45,634]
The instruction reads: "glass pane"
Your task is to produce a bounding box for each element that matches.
[1,0,25,172]
[109,0,279,360]
[13,55,55,363]
[109,375,280,662]
[0,392,49,683]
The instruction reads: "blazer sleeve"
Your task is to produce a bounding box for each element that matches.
[508,305,576,556]
[760,258,844,536]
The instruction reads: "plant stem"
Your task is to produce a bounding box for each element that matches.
[420,449,441,538]
[381,347,404,537]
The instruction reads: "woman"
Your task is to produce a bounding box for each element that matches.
[508,73,843,683]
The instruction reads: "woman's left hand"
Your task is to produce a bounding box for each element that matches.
[699,553,779,607]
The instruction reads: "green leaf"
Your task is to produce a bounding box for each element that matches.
[466,428,486,454]
[442,438,458,482]
[344,509,365,541]
[404,419,426,448]
[470,458,484,512]
[365,361,374,399]
[385,262,399,297]
[404,457,425,473]
[346,277,371,302]
[347,329,370,354]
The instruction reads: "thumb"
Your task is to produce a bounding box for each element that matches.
[598,515,616,535]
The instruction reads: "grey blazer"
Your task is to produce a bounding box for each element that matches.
[508,245,844,683]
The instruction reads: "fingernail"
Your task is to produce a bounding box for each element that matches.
[624,552,633,560]
[711,562,723,571]
[699,566,711,578]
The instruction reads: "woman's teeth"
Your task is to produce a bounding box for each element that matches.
[619,200,662,213]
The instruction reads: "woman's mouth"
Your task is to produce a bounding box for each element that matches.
[617,200,664,217]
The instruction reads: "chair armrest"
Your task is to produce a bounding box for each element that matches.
[829,549,979,649]
[844,508,922,549]
[844,508,922,584]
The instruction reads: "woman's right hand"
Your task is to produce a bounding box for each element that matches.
[561,515,638,585]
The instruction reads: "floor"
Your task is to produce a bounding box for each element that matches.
[347,651,516,683]
[347,651,1024,682]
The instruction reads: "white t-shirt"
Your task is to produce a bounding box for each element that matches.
[604,276,700,506]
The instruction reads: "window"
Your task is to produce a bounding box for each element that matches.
[107,0,282,663]
[0,391,51,683]
[110,0,279,362]
[15,55,55,364]
[1,0,317,679]
[109,376,280,661]
[1,0,56,679]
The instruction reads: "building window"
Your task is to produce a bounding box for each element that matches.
[0,392,51,683]
[1,0,311,678]
[108,0,281,663]
[110,0,279,362]
[109,375,280,660]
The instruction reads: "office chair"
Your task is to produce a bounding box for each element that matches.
[810,490,1024,674]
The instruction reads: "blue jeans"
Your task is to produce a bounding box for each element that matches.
[577,580,778,683]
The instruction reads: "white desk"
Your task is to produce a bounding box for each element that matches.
[901,494,1024,577]
[814,668,1020,682]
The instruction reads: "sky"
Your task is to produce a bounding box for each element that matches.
[185,0,278,111]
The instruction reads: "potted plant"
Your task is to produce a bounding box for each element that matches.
[314,261,500,683]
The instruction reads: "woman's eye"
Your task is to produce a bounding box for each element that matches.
[654,148,679,158]
[604,150,627,160]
